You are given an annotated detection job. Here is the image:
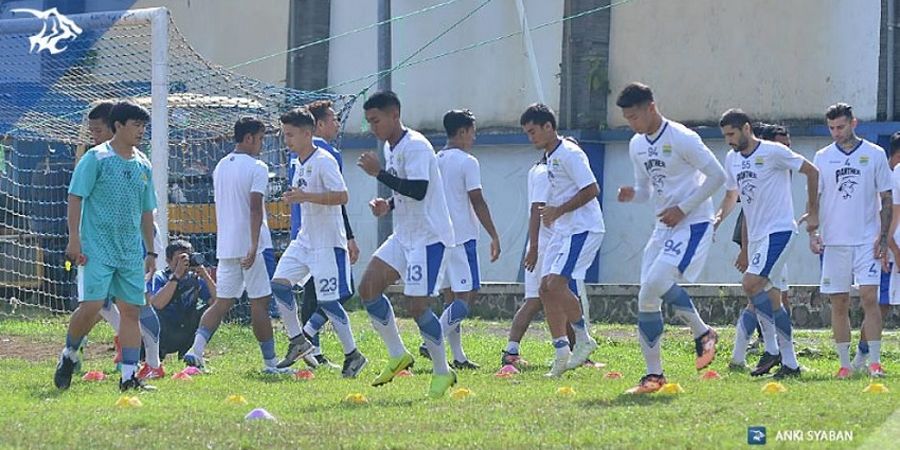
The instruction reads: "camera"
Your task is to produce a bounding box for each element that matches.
[188,252,206,267]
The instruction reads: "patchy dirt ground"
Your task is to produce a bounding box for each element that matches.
[0,335,114,362]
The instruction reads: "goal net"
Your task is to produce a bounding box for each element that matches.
[0,8,355,317]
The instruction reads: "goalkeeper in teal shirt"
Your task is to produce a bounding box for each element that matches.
[54,100,159,392]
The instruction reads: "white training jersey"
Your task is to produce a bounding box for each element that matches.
[628,120,718,228]
[384,128,455,246]
[437,147,482,245]
[724,140,805,241]
[545,138,605,236]
[527,159,554,246]
[290,147,348,249]
[814,140,892,246]
[213,152,273,258]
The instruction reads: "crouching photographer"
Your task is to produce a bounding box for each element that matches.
[147,240,216,360]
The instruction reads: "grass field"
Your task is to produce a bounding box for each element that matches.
[2,311,900,449]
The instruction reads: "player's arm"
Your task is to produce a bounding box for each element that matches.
[248,192,263,254]
[65,195,84,263]
[523,201,543,272]
[677,138,726,215]
[880,189,893,253]
[556,183,600,216]
[285,189,348,205]
[357,151,427,200]
[65,152,98,264]
[141,211,155,255]
[715,190,739,230]
[618,148,650,203]
[797,160,819,233]
[469,188,501,261]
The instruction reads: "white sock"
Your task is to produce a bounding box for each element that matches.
[141,327,161,369]
[366,299,407,358]
[756,314,780,356]
[776,332,799,369]
[321,308,357,355]
[276,303,303,340]
[121,363,137,380]
[732,312,753,365]
[264,357,278,368]
[190,333,209,357]
[836,342,851,368]
[869,341,882,364]
[99,302,120,332]
[506,341,520,354]
[571,317,591,344]
[552,336,571,359]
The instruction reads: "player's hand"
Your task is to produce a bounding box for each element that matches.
[348,239,360,265]
[658,206,686,227]
[617,186,635,202]
[489,237,501,262]
[283,188,310,204]
[713,212,725,231]
[241,250,256,270]
[809,233,823,255]
[540,205,562,228]
[65,239,86,266]
[173,253,189,279]
[144,254,156,278]
[735,250,748,273]
[523,246,538,272]
[875,237,889,272]
[357,152,382,177]
[369,198,390,217]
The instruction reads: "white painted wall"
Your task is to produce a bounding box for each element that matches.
[131,0,289,85]
[329,0,564,132]
[607,0,881,127]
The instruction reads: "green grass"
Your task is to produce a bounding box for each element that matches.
[2,312,900,449]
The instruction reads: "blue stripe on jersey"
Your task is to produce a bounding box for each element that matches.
[426,242,446,296]
[334,247,352,299]
[678,222,709,273]
[561,231,589,278]
[463,239,481,290]
[760,231,792,278]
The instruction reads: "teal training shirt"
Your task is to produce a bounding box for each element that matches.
[68,143,157,267]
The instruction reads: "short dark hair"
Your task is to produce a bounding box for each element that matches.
[443,109,476,137]
[615,82,654,108]
[363,91,401,112]
[165,239,192,261]
[233,116,266,143]
[519,103,557,129]
[107,100,150,132]
[718,108,752,129]
[305,99,334,123]
[770,125,789,138]
[87,101,114,121]
[826,103,854,121]
[279,107,315,129]
[891,132,900,156]
[752,122,772,139]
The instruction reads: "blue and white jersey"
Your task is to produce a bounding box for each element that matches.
[724,140,804,241]
[628,119,718,229]
[288,137,344,239]
[814,140,891,246]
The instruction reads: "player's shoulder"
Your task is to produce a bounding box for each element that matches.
[666,121,705,147]
[403,128,434,152]
[313,147,340,167]
[759,140,790,154]
[87,143,114,161]
[814,142,835,157]
[860,139,886,155]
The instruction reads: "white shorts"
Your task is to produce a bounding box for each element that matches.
[542,231,603,280]
[641,221,712,283]
[440,239,480,293]
[374,234,446,297]
[216,253,271,299]
[883,262,899,305]
[821,244,881,294]
[524,239,548,299]
[746,231,793,292]
[272,241,352,301]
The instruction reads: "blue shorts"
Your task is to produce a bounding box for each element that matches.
[78,260,146,305]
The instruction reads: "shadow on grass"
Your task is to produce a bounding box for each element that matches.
[576,392,678,408]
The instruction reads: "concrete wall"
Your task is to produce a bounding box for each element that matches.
[329,0,564,132]
[132,0,289,86]
[607,0,882,127]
